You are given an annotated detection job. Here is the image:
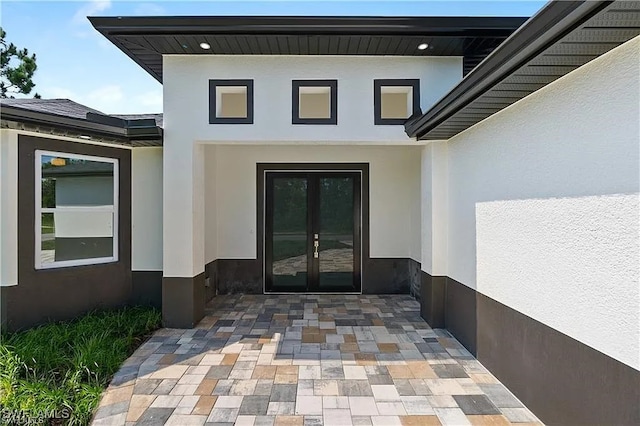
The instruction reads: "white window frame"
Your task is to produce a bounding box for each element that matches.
[35,150,119,269]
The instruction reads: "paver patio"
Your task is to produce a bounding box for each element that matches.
[92,295,541,425]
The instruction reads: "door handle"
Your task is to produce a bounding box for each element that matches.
[313,236,319,258]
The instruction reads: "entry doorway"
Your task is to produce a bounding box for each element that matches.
[264,170,362,293]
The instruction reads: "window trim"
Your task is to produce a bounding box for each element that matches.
[35,150,119,270]
[374,79,421,125]
[292,79,338,125]
[209,79,254,124]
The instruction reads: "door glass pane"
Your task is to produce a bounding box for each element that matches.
[319,177,354,289]
[272,177,308,289]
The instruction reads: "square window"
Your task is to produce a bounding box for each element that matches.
[35,150,118,269]
[374,79,421,125]
[209,79,254,124]
[292,80,337,125]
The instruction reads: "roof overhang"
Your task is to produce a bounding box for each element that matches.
[406,1,640,140]
[89,15,527,82]
[1,105,163,147]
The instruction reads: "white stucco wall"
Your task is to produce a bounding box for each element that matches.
[204,145,421,263]
[132,147,163,271]
[0,130,18,286]
[162,54,461,277]
[204,145,218,264]
[163,55,462,144]
[445,36,640,370]
[421,141,448,276]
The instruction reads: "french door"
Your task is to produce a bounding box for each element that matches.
[265,171,361,293]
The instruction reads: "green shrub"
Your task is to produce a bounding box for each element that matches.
[0,306,161,425]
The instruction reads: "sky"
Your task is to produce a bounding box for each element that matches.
[1,0,546,114]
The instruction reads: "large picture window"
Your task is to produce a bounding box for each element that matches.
[35,150,118,269]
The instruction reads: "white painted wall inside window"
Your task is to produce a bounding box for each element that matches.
[444,36,640,370]
[203,145,421,263]
[56,177,114,206]
[163,55,462,144]
[0,130,18,286]
[53,210,114,238]
[132,147,163,271]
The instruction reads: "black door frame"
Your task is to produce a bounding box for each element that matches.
[257,163,369,294]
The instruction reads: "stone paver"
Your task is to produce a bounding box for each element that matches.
[92,295,542,425]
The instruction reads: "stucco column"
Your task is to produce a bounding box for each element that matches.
[420,141,448,327]
[0,131,19,331]
[162,135,206,328]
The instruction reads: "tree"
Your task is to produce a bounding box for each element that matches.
[0,27,40,98]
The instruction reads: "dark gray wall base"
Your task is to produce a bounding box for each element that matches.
[207,259,263,295]
[419,272,446,328]
[0,287,8,330]
[207,258,416,295]
[477,291,640,426]
[362,258,413,294]
[162,273,205,328]
[408,259,421,300]
[204,261,217,302]
[131,271,162,308]
[441,277,640,425]
[444,278,477,355]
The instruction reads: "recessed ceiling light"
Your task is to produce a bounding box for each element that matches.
[200,42,211,50]
[418,43,429,50]
[79,135,91,140]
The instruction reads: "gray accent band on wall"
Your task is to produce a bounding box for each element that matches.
[207,259,263,295]
[131,271,162,308]
[162,273,205,328]
[8,134,132,332]
[204,258,417,295]
[362,258,413,294]
[444,278,477,355]
[430,276,640,425]
[419,272,446,328]
[475,288,640,426]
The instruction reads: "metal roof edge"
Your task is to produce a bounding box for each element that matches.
[88,15,528,35]
[404,0,612,139]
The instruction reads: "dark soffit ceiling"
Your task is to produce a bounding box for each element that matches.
[89,15,527,82]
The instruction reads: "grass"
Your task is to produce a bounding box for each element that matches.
[41,213,55,234]
[0,307,161,426]
[41,240,55,251]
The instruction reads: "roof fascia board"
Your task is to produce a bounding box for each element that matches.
[88,16,527,36]
[1,105,129,137]
[1,105,163,142]
[405,0,612,139]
